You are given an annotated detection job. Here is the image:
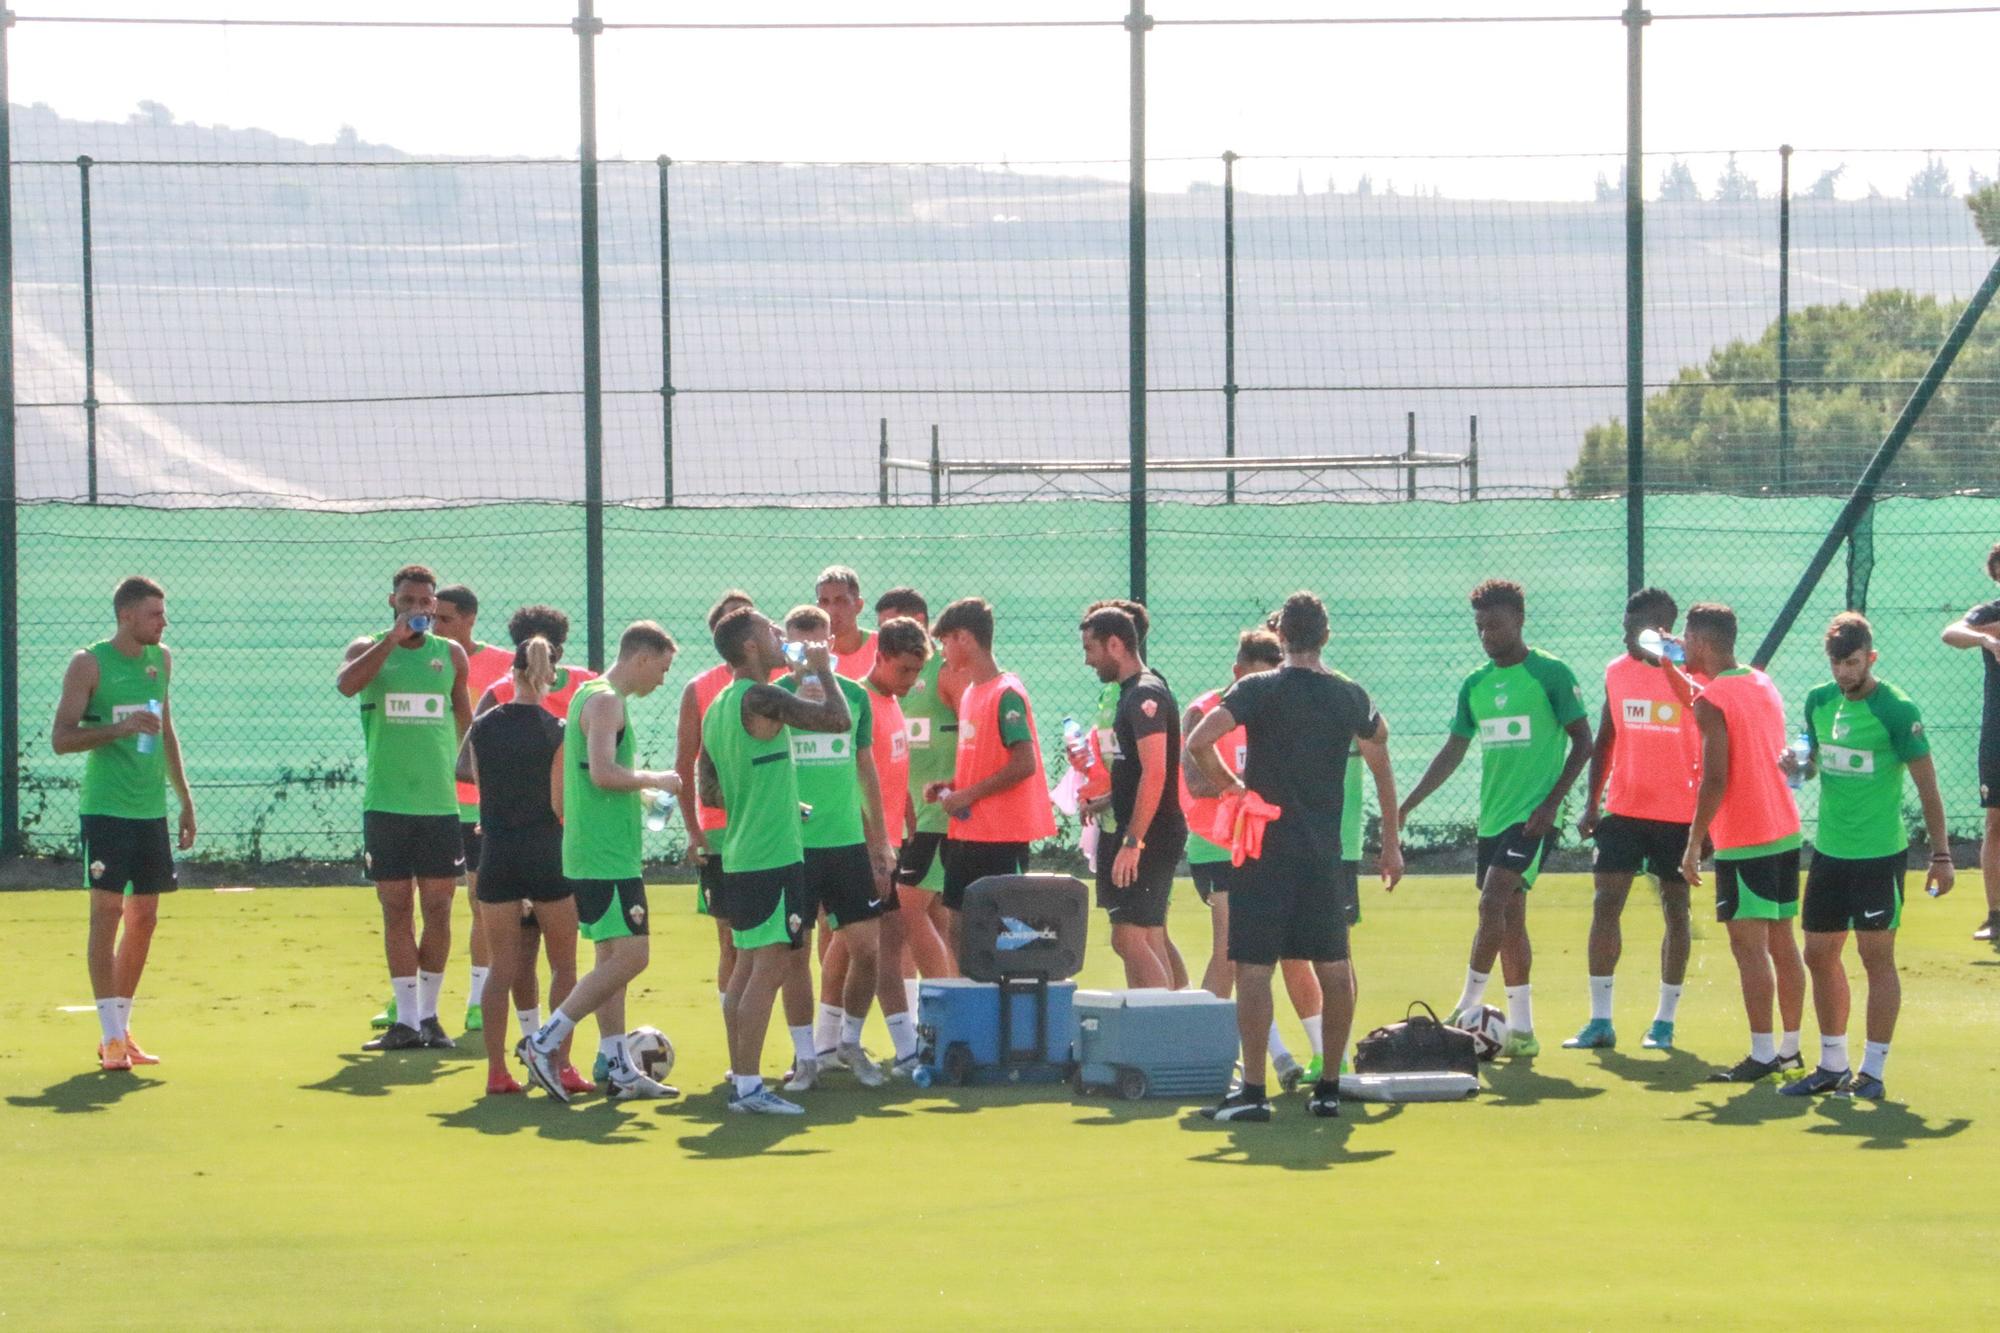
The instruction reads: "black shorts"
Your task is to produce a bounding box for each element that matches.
[696,850,727,919]
[940,839,1031,911]
[1593,813,1690,882]
[1227,857,1351,966]
[1191,859,1236,905]
[460,820,483,876]
[723,862,809,950]
[1094,829,1185,930]
[573,876,648,941]
[1476,822,1557,890]
[1334,859,1362,927]
[1981,733,2000,809]
[475,828,571,905]
[80,814,176,896]
[805,842,887,930]
[362,810,466,883]
[894,830,945,889]
[1803,850,1906,933]
[1715,847,1802,923]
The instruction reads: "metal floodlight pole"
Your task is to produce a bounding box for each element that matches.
[658,154,675,508]
[1126,0,1152,603]
[1622,2,1650,593]
[1222,149,1237,505]
[0,9,18,857]
[78,155,98,505]
[1752,248,2000,669]
[1776,143,1793,491]
[576,1,606,670]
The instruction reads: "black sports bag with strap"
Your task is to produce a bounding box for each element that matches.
[1352,1001,1479,1076]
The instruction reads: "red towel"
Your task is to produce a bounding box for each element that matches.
[1211,790,1283,867]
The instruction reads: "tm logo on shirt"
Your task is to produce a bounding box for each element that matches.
[791,733,849,764]
[384,692,446,723]
[1621,698,1681,729]
[1478,715,1534,747]
[1818,744,1875,777]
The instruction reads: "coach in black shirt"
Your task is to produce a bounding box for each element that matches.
[1081,606,1188,988]
[1186,591,1404,1122]
[1942,540,2000,943]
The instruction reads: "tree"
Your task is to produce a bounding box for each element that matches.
[1715,153,1759,203]
[1806,165,1845,201]
[1593,169,1625,204]
[1907,155,1954,200]
[1969,183,2000,248]
[1566,290,2000,495]
[1658,159,1699,203]
[130,100,173,127]
[1354,173,1373,198]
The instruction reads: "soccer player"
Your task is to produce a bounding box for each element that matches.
[519,621,681,1103]
[458,635,579,1095]
[1188,591,1403,1121]
[1179,628,1324,1091]
[923,598,1057,955]
[51,575,196,1070]
[1676,602,1810,1084]
[1079,605,1186,989]
[1568,587,1699,1052]
[699,607,851,1115]
[885,587,960,982]
[1779,613,1954,1100]
[816,615,932,1075]
[674,590,756,1069]
[816,564,878,681]
[1400,579,1592,1058]
[1939,540,2000,944]
[337,565,473,1053]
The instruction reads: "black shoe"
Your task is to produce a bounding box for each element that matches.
[1307,1080,1341,1118]
[363,1022,423,1052]
[1200,1089,1273,1123]
[418,1017,455,1049]
[1707,1054,1784,1083]
[1777,1065,1852,1097]
[1775,1051,1804,1075]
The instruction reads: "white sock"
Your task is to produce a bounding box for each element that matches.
[391,976,420,1029]
[599,1033,626,1067]
[1589,975,1615,1022]
[418,969,445,1021]
[1750,1030,1777,1062]
[815,1003,844,1054]
[467,966,490,1009]
[790,1024,816,1064]
[1778,1029,1801,1060]
[886,1011,918,1060]
[1820,1034,1850,1073]
[1456,969,1490,1017]
[517,1007,540,1035]
[717,990,728,1015]
[1654,983,1683,1024]
[1860,1041,1889,1080]
[1505,984,1534,1035]
[732,1073,763,1098]
[96,998,122,1042]
[840,1013,866,1046]
[905,979,921,1014]
[531,1009,576,1054]
[1299,1013,1325,1058]
[115,997,134,1034]
[1266,1021,1292,1062]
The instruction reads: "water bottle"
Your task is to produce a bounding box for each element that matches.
[782,641,838,674]
[1786,731,1811,790]
[642,788,674,832]
[135,698,161,755]
[937,786,971,821]
[408,614,432,635]
[1637,627,1684,664]
[1060,715,1091,769]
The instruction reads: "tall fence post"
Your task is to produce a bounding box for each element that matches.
[1125,0,1152,603]
[1622,2,1650,594]
[1467,414,1480,500]
[575,1,606,670]
[78,155,98,506]
[929,424,941,506]
[1404,411,1417,501]
[1222,149,1237,505]
[0,10,18,857]
[1776,142,1793,492]
[878,418,889,504]
[657,154,675,508]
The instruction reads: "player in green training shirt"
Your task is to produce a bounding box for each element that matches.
[1401,579,1592,1057]
[51,575,196,1071]
[882,587,960,981]
[699,607,853,1115]
[519,621,681,1103]
[1778,613,1953,1101]
[336,564,473,1054]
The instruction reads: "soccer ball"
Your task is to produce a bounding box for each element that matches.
[1459,1005,1507,1062]
[626,1026,675,1082]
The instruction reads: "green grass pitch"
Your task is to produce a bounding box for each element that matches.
[4,872,1997,1329]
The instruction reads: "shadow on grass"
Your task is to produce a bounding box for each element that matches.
[301,1046,481,1098]
[672,1075,957,1159]
[1807,1097,1973,1150]
[1675,1085,1815,1128]
[1180,1100,1406,1172]
[7,1070,164,1114]
[1594,1047,1713,1094]
[1480,1058,1610,1107]
[430,1093,673,1146]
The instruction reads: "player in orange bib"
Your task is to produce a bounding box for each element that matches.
[1678,602,1809,1084]
[922,597,1057,955]
[816,564,879,683]
[1569,587,1702,1052]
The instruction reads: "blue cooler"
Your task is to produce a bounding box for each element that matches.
[912,978,1077,1087]
[1072,988,1239,1100]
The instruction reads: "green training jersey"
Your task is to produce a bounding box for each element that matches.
[1804,678,1929,860]
[1341,742,1365,864]
[1449,648,1587,837]
[903,653,959,836]
[359,632,459,816]
[702,678,806,873]
[562,678,642,880]
[1092,678,1120,830]
[780,673,872,849]
[78,640,168,820]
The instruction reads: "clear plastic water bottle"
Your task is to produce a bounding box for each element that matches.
[408,614,432,635]
[642,788,674,832]
[782,641,838,674]
[938,786,971,821]
[1637,628,1684,664]
[134,698,161,755]
[1786,731,1811,790]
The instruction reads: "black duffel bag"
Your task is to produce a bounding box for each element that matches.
[1352,1001,1479,1076]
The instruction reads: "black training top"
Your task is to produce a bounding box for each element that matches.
[1107,668,1185,841]
[1219,665,1379,867]
[468,703,565,836]
[1969,598,2000,743]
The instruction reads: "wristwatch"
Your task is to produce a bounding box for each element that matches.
[1122,834,1144,850]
